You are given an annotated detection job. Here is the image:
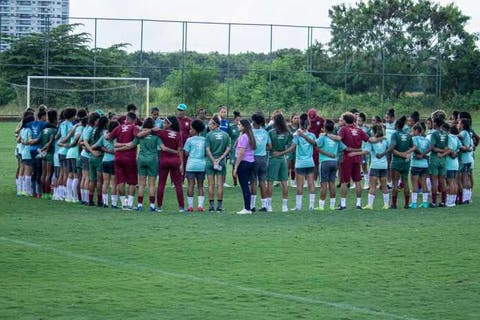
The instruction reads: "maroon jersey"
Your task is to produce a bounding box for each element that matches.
[339,124,369,163]
[110,123,140,160]
[156,129,183,163]
[308,115,324,138]
[118,115,143,126]
[177,116,192,144]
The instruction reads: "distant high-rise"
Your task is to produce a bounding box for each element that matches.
[0,0,69,51]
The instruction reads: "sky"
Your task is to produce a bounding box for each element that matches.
[69,0,480,53]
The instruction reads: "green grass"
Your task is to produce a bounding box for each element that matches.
[1,122,480,319]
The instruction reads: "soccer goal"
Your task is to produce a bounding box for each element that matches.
[14,76,150,116]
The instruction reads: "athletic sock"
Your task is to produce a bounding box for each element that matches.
[356,197,362,207]
[267,198,273,210]
[411,192,418,204]
[111,195,118,206]
[251,195,257,209]
[198,196,205,207]
[422,192,429,203]
[16,178,21,193]
[209,199,215,209]
[330,198,336,208]
[103,193,109,206]
[187,197,194,208]
[72,179,79,200]
[119,196,126,207]
[309,194,315,208]
[340,198,346,207]
[368,194,375,207]
[66,178,73,200]
[127,195,134,207]
[217,200,223,210]
[149,196,155,206]
[383,193,390,207]
[318,199,325,209]
[295,195,302,210]
[138,196,144,206]
[282,198,288,208]
[441,192,446,204]
[261,198,266,209]
[25,176,32,196]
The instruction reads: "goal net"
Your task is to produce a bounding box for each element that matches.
[13,76,150,116]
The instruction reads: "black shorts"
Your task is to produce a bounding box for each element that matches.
[460,163,472,173]
[295,167,314,176]
[66,158,77,174]
[186,171,206,181]
[369,168,388,178]
[446,170,458,179]
[81,156,90,171]
[103,161,115,175]
[250,155,268,183]
[22,158,33,167]
[411,167,429,177]
[59,154,68,169]
[320,161,337,183]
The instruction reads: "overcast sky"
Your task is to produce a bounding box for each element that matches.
[69,0,480,53]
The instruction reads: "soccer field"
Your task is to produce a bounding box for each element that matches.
[1,122,479,319]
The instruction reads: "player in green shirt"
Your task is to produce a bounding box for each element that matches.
[39,109,58,199]
[266,114,294,212]
[287,113,300,187]
[409,123,432,209]
[184,120,207,212]
[205,115,231,211]
[443,124,461,207]
[429,117,450,207]
[379,116,415,209]
[228,111,241,187]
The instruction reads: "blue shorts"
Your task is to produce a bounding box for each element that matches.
[295,167,314,176]
[320,161,337,183]
[369,168,388,178]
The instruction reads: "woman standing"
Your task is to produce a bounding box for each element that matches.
[234,119,256,214]
[288,113,300,187]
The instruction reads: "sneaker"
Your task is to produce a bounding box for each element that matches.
[389,204,397,209]
[122,205,132,211]
[209,207,215,212]
[420,202,429,208]
[290,180,297,188]
[429,203,437,208]
[438,203,445,208]
[349,184,356,189]
[111,205,120,209]
[363,183,370,190]
[409,203,417,209]
[187,207,194,212]
[136,205,143,212]
[282,205,288,212]
[259,207,267,212]
[197,206,204,212]
[156,207,163,212]
[363,204,373,210]
[97,202,103,207]
[329,206,336,210]
[236,208,252,214]
[317,207,325,211]
[149,206,156,212]
[223,182,231,188]
[267,206,273,212]
[356,205,363,210]
[88,201,95,207]
[308,206,315,211]
[179,208,185,213]
[382,204,389,210]
[216,207,223,212]
[251,207,256,213]
[336,206,346,211]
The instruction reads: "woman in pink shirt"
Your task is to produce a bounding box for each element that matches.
[233,119,257,214]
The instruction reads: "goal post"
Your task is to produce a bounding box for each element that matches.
[25,76,150,116]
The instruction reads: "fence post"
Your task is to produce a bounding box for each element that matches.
[268,24,273,117]
[227,23,231,112]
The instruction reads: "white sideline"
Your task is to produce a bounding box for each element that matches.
[1,236,418,320]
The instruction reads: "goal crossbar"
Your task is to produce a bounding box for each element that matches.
[27,76,150,114]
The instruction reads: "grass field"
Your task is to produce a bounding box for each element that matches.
[1,121,480,319]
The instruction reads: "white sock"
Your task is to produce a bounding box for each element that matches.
[364,174,369,184]
[330,198,336,208]
[319,199,325,209]
[282,198,288,208]
[16,178,21,193]
[341,198,346,207]
[72,179,79,200]
[422,192,428,203]
[20,176,25,193]
[368,193,375,206]
[411,192,417,204]
[468,189,472,201]
[66,178,73,199]
[462,189,468,202]
[198,196,205,207]
[187,197,194,208]
[356,197,362,207]
[296,195,302,210]
[25,176,32,196]
[128,195,134,207]
[426,178,432,192]
[120,196,126,207]
[309,193,315,208]
[102,193,109,206]
[383,193,390,206]
[267,198,273,210]
[261,198,267,209]
[111,194,118,206]
[251,195,257,209]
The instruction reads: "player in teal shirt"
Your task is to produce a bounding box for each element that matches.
[316,120,347,210]
[410,123,432,208]
[444,124,461,207]
[458,118,474,204]
[291,114,317,210]
[184,120,207,211]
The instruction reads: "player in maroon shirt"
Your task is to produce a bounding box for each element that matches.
[338,112,370,210]
[307,108,325,183]
[177,103,192,179]
[107,112,140,210]
[117,104,143,126]
[151,116,185,211]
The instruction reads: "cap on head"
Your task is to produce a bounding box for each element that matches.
[95,109,104,116]
[308,108,317,119]
[177,103,187,111]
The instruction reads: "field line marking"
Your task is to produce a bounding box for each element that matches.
[1,236,419,320]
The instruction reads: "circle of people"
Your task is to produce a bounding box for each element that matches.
[15,103,476,214]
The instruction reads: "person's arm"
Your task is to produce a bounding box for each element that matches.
[233,147,245,178]
[317,148,336,159]
[297,129,316,146]
[60,125,76,144]
[67,131,82,148]
[348,150,369,157]
[271,144,295,157]
[178,145,184,175]
[137,127,155,138]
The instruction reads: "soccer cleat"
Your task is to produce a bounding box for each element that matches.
[404,205,409,209]
[88,201,95,207]
[329,206,336,210]
[197,206,204,212]
[111,205,120,209]
[282,205,288,212]
[122,205,132,211]
[103,204,109,208]
[462,200,471,205]
[236,208,252,214]
[308,206,315,211]
[420,202,429,208]
[389,204,397,209]
[267,206,273,212]
[438,203,445,208]
[363,183,370,190]
[223,182,231,188]
[16,192,22,196]
[179,208,185,213]
[317,207,325,211]
[382,204,389,210]
[156,207,163,213]
[291,208,301,211]
[363,204,373,210]
[97,202,103,207]
[251,207,256,213]
[409,203,417,209]
[136,205,143,212]
[356,205,363,210]
[209,207,215,212]
[428,203,437,208]
[216,207,223,212]
[259,207,267,212]
[149,206,156,212]
[336,206,347,211]
[187,207,194,212]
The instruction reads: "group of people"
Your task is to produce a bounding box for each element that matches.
[15,102,476,214]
